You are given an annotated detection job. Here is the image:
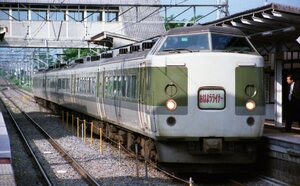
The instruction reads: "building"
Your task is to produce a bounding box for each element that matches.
[0,0,166,48]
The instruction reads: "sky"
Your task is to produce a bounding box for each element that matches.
[160,0,300,23]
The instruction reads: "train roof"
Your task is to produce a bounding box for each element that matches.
[166,25,245,36]
[35,50,150,74]
[34,25,245,74]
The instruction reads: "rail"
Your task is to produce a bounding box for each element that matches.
[0,94,53,186]
[0,90,100,186]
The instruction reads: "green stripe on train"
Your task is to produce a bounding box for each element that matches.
[235,67,264,115]
[149,67,188,106]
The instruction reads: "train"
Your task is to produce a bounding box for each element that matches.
[32,25,265,172]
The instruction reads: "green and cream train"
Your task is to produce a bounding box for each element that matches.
[33,25,265,172]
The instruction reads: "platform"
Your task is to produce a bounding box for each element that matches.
[0,111,11,163]
[0,111,16,186]
[259,122,300,185]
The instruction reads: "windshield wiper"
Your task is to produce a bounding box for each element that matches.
[162,48,193,53]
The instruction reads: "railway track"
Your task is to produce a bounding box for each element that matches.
[0,90,100,186]
[1,82,183,186]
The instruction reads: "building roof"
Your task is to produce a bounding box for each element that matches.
[204,3,300,54]
[0,0,158,6]
[90,31,139,48]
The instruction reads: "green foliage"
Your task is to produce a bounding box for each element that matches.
[9,74,19,86]
[0,68,7,76]
[164,15,185,30]
[63,48,99,61]
[164,15,203,31]
[20,84,32,92]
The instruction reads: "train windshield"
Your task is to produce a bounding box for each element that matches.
[211,34,255,53]
[159,33,209,52]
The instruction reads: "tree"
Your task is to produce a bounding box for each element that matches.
[164,15,203,30]
[63,48,99,61]
[0,68,7,76]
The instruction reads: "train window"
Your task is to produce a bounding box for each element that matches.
[126,76,131,98]
[50,79,54,89]
[121,76,126,97]
[159,33,209,52]
[131,76,137,98]
[104,77,109,95]
[42,79,46,88]
[117,76,122,96]
[76,78,79,92]
[105,76,114,96]
[90,77,96,95]
[113,76,118,96]
[211,34,255,53]
[62,79,65,89]
[125,75,137,99]
[47,79,50,88]
[66,79,70,90]
[58,79,61,89]
[84,77,89,93]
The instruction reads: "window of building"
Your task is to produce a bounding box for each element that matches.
[12,9,28,21]
[31,10,47,21]
[69,10,83,22]
[0,9,9,20]
[105,11,118,22]
[49,10,65,21]
[87,11,102,22]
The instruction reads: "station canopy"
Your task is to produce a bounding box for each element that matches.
[204,3,300,55]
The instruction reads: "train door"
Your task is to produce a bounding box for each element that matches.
[113,75,122,123]
[138,62,150,131]
[97,70,105,120]
[71,74,76,104]
[44,75,48,99]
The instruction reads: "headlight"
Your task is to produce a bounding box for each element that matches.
[166,99,177,111]
[245,100,256,111]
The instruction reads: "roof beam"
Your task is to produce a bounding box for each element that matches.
[230,20,265,32]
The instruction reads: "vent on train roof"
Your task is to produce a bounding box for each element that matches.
[75,58,84,63]
[119,48,128,54]
[91,55,101,61]
[130,45,140,53]
[86,57,91,62]
[142,42,155,50]
[101,53,113,58]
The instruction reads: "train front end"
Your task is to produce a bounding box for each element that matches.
[150,26,265,171]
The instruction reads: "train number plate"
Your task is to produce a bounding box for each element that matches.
[198,88,225,110]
